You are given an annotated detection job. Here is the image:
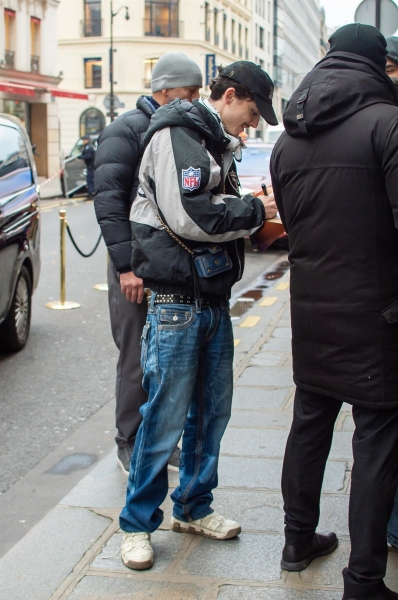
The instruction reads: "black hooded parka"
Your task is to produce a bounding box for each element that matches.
[270,52,398,409]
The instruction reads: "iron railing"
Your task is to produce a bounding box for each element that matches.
[144,18,183,38]
[81,18,102,37]
[31,55,39,73]
[4,49,15,69]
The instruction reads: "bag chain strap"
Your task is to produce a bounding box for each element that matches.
[156,213,195,256]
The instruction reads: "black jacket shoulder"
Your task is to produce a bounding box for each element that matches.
[94,97,155,273]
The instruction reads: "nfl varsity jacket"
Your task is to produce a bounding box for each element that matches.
[129,98,265,298]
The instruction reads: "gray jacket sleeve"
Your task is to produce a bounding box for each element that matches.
[139,127,264,243]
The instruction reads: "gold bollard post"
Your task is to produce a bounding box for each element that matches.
[93,251,109,291]
[46,209,81,310]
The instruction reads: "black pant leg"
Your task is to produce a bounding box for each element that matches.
[343,406,398,598]
[282,387,342,544]
[107,260,148,448]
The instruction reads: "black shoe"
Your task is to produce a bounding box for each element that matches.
[168,446,181,471]
[281,531,338,571]
[343,585,398,600]
[117,444,134,476]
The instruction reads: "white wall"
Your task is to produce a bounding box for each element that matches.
[57,0,254,154]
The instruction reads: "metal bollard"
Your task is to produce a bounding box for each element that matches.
[93,251,109,291]
[46,209,80,310]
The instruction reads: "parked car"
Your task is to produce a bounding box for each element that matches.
[60,136,98,198]
[0,114,40,351]
[238,141,274,195]
[238,140,288,251]
[264,123,285,145]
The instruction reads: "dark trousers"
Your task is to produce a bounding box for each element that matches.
[108,261,148,448]
[282,388,398,598]
[86,166,94,195]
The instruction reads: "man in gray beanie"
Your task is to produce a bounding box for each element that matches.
[94,53,202,476]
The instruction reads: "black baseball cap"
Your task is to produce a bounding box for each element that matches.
[219,61,278,125]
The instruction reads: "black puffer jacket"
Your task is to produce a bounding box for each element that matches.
[271,52,398,409]
[94,96,156,273]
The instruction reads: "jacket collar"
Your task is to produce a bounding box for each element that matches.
[136,95,158,118]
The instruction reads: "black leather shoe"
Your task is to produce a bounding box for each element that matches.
[343,587,398,600]
[281,531,338,571]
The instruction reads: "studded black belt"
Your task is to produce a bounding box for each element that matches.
[152,293,227,307]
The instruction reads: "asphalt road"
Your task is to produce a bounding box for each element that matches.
[0,196,286,556]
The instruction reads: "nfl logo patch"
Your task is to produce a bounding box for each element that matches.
[182,167,201,191]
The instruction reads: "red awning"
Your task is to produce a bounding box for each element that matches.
[49,89,88,100]
[0,82,35,96]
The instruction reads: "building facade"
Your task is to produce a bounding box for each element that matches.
[251,0,273,138]
[273,0,322,119]
[0,0,69,176]
[57,0,254,155]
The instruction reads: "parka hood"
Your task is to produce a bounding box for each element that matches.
[283,52,397,138]
[144,98,231,148]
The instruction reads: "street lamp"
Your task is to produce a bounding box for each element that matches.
[109,1,129,122]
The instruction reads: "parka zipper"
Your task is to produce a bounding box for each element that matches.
[221,154,225,193]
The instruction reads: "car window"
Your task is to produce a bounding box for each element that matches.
[238,147,273,177]
[0,125,32,199]
[266,130,283,144]
[70,139,84,157]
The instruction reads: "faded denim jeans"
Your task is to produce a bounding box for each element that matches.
[119,293,234,533]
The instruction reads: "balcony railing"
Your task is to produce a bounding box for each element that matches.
[144,18,183,38]
[3,49,15,69]
[205,25,211,42]
[31,55,40,73]
[81,18,103,37]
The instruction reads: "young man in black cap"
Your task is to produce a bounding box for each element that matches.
[271,23,398,599]
[119,61,278,570]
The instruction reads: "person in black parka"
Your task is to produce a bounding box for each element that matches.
[271,24,398,599]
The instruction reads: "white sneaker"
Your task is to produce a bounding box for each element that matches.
[171,512,241,540]
[121,532,154,570]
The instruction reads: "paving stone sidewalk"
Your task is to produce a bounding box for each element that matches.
[2,273,398,599]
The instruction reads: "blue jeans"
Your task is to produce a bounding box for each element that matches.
[119,294,234,533]
[388,487,398,546]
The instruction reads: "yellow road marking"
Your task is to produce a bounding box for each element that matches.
[234,339,241,348]
[260,296,278,307]
[240,316,261,328]
[275,282,289,290]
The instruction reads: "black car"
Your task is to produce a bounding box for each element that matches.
[0,114,40,351]
[60,136,98,198]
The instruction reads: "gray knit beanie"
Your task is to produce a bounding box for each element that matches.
[151,52,203,92]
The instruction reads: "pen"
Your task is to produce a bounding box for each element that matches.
[261,183,268,196]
